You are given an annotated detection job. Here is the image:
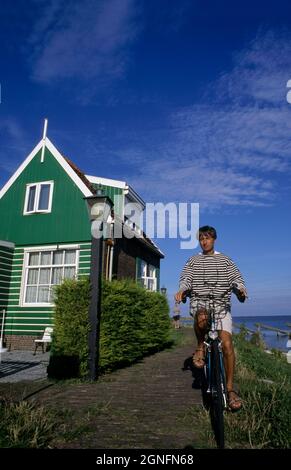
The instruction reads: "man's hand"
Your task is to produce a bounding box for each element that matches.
[233,284,248,303]
[175,290,187,303]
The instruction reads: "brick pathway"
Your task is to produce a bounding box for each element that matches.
[35,328,204,449]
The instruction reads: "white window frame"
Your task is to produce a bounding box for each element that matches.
[23,181,54,215]
[140,262,157,292]
[20,246,79,307]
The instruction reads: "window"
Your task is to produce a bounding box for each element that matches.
[140,261,157,291]
[24,181,54,214]
[22,249,78,305]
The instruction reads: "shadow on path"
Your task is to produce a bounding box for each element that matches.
[0,361,39,378]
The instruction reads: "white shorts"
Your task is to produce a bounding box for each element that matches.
[215,312,233,334]
[194,312,233,335]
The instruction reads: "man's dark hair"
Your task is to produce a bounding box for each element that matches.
[199,225,217,240]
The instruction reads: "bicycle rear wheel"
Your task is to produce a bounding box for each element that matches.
[210,339,225,449]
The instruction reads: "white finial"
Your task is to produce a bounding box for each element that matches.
[40,118,48,163]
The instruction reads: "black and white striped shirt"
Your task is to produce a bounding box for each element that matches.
[179,251,246,317]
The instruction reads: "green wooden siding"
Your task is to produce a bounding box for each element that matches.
[0,147,91,245]
[0,244,14,312]
[3,242,91,336]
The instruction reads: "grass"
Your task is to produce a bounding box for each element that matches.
[189,333,291,448]
[0,399,56,448]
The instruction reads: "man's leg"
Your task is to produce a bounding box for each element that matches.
[193,309,208,367]
[219,330,242,410]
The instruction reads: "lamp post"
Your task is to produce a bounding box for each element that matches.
[84,191,113,381]
[160,286,167,296]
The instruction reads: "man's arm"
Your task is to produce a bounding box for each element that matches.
[227,257,248,302]
[175,257,194,303]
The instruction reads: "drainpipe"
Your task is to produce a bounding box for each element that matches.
[108,222,115,281]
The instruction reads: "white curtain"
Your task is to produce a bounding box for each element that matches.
[40,251,51,265]
[53,250,63,265]
[37,286,50,303]
[65,250,76,264]
[39,268,50,284]
[52,267,63,285]
[29,252,39,266]
[25,286,37,303]
[27,268,39,285]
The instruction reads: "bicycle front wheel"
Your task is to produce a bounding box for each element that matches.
[210,339,225,449]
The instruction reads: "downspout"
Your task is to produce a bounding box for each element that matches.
[108,222,114,281]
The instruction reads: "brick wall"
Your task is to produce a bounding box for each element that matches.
[4,334,36,351]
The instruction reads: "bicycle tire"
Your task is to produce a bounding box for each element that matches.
[210,339,225,449]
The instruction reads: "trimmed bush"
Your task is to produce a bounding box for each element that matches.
[48,277,90,379]
[99,279,171,371]
[49,277,171,378]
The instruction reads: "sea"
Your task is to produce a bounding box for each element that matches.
[180,315,291,352]
[233,315,291,352]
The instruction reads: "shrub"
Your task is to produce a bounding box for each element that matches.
[99,279,171,371]
[49,277,171,378]
[48,277,90,379]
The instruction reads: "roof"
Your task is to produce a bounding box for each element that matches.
[0,134,164,258]
[64,157,96,194]
[0,137,93,200]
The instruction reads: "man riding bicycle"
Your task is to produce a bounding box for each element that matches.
[175,225,247,411]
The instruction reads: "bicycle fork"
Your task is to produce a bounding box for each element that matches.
[204,340,228,409]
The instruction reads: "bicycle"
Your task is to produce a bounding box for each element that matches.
[199,294,228,449]
[181,286,228,448]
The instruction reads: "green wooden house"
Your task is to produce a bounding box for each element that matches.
[0,131,164,350]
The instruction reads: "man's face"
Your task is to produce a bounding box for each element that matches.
[199,233,215,253]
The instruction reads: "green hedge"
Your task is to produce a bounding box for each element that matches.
[99,279,171,371]
[48,277,171,379]
[48,277,90,379]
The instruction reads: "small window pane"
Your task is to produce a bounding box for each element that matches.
[53,251,63,265]
[38,184,50,210]
[37,286,50,303]
[64,267,75,279]
[52,267,63,285]
[148,265,156,277]
[49,286,56,303]
[40,251,51,265]
[141,260,147,277]
[39,268,51,284]
[27,269,39,285]
[28,252,39,266]
[25,286,37,303]
[148,279,155,291]
[27,186,36,212]
[64,250,76,264]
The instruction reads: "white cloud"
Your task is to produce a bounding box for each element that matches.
[28,0,139,84]
[103,30,291,209]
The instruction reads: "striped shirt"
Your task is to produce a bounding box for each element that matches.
[179,251,246,318]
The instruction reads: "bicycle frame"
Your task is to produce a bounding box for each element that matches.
[204,311,227,409]
[194,284,229,449]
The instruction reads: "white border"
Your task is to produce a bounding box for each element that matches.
[23,181,54,214]
[0,137,93,200]
[85,174,127,189]
[20,245,80,307]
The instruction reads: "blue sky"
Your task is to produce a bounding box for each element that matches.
[1,0,291,316]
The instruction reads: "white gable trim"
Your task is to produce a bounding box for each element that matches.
[45,138,92,197]
[0,140,43,200]
[86,174,127,190]
[0,137,93,200]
